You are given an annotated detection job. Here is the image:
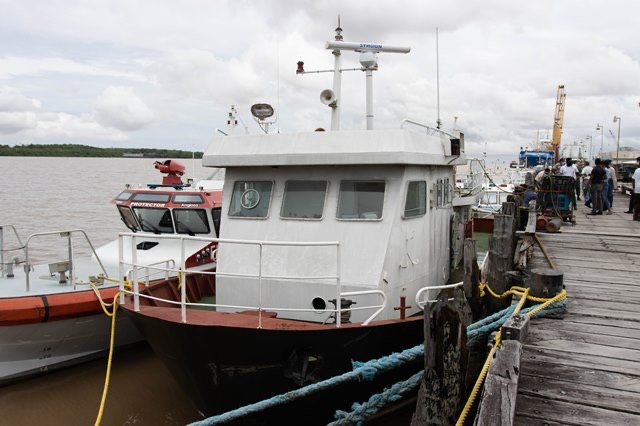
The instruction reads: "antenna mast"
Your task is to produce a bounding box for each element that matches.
[436,27,441,129]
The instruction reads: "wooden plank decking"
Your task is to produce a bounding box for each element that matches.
[514,199,640,425]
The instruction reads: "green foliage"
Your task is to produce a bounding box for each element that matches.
[0,144,203,159]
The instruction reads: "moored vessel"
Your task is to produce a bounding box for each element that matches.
[0,159,223,383]
[118,26,481,421]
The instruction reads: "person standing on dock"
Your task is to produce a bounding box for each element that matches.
[603,160,617,213]
[582,161,593,207]
[588,158,606,215]
[560,158,578,209]
[632,157,640,221]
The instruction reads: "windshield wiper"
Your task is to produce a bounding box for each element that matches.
[175,220,195,236]
[139,218,162,234]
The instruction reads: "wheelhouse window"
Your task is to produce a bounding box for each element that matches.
[173,209,210,235]
[229,181,273,218]
[337,181,385,220]
[115,191,134,202]
[212,207,221,236]
[132,207,174,233]
[404,181,426,218]
[281,180,328,219]
[131,193,171,203]
[117,205,140,232]
[173,194,204,204]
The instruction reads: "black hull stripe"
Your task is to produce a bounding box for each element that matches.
[40,296,49,322]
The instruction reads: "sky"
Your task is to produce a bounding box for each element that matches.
[1,0,639,162]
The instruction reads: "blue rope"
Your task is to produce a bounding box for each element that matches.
[328,371,423,426]
[189,345,424,426]
[190,298,566,426]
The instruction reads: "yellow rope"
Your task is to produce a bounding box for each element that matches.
[90,284,120,426]
[458,282,567,424]
[455,334,501,426]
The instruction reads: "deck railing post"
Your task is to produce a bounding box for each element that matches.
[258,243,263,329]
[0,226,4,278]
[336,243,341,328]
[180,237,187,323]
[132,234,140,312]
[118,234,125,306]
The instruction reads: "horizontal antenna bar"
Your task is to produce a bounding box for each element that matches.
[325,41,410,54]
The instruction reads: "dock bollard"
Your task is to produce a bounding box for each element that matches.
[527,268,564,317]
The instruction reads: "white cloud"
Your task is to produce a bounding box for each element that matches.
[94,86,155,131]
[0,1,638,152]
[0,86,41,112]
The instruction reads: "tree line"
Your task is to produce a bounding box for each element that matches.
[0,144,203,158]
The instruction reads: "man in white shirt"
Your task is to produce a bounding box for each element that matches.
[560,158,578,209]
[632,157,640,221]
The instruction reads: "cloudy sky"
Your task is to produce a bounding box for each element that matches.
[1,0,638,161]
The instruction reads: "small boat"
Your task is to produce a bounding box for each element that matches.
[119,27,479,421]
[0,160,223,383]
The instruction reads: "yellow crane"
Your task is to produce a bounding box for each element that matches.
[546,85,566,161]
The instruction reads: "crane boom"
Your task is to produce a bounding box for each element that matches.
[550,85,566,161]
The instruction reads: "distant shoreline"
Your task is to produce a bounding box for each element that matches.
[0,144,203,159]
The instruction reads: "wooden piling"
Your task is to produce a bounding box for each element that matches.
[474,315,529,426]
[486,211,516,313]
[411,298,469,425]
[463,238,483,322]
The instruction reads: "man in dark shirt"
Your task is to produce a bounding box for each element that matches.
[588,158,606,215]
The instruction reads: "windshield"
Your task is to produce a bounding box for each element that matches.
[132,207,174,234]
[117,205,141,232]
[173,209,210,235]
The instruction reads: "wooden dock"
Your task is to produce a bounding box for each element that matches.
[514,201,640,425]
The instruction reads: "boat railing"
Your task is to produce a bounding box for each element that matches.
[415,281,464,310]
[400,119,455,138]
[454,157,486,198]
[5,228,108,291]
[125,259,176,286]
[118,232,389,328]
[0,224,24,278]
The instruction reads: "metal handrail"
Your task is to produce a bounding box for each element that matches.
[415,281,464,310]
[0,224,25,278]
[118,232,388,328]
[400,119,455,138]
[21,229,108,292]
[125,259,176,285]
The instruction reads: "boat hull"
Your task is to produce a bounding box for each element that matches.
[0,311,142,384]
[122,305,424,422]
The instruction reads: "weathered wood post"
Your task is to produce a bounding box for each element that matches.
[474,314,530,425]
[463,238,483,322]
[411,297,469,425]
[486,207,516,314]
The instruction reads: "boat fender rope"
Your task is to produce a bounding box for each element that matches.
[329,371,423,425]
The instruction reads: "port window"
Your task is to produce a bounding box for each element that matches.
[281,180,328,220]
[132,207,174,233]
[337,181,385,220]
[117,205,141,232]
[173,209,210,235]
[229,181,273,218]
[404,181,426,218]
